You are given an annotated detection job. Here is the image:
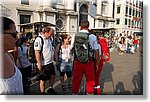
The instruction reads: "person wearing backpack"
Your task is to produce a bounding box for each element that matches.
[16,37,31,94]
[34,26,57,95]
[71,20,99,95]
[54,34,73,92]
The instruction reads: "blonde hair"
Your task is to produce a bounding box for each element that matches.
[42,26,53,33]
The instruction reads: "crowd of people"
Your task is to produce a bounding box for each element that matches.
[100,31,141,55]
[1,16,140,95]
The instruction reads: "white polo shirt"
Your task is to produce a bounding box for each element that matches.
[71,30,99,50]
[34,35,54,66]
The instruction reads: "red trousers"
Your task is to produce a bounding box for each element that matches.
[72,60,95,94]
[94,59,103,95]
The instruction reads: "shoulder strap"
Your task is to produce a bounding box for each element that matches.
[19,45,23,52]
[54,42,62,62]
[36,36,44,60]
[37,36,44,52]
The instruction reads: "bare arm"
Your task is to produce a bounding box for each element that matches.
[94,49,99,71]
[35,50,42,73]
[18,57,24,68]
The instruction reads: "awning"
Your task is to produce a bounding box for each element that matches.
[18,22,55,27]
[91,27,117,30]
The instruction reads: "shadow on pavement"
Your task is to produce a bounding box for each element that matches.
[100,62,114,94]
[132,71,143,95]
[114,82,132,95]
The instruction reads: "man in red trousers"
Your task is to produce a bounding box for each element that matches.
[71,20,99,95]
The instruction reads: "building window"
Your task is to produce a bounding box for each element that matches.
[137,21,139,27]
[125,6,128,15]
[129,19,131,26]
[21,0,29,5]
[129,8,132,15]
[136,0,138,6]
[20,15,31,24]
[116,19,120,24]
[117,6,121,14]
[101,4,107,14]
[139,11,141,17]
[141,12,143,18]
[132,9,135,16]
[125,18,128,25]
[136,10,138,17]
[132,20,134,26]
[79,4,88,26]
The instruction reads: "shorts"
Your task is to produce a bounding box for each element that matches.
[57,58,72,73]
[60,71,72,78]
[36,63,56,81]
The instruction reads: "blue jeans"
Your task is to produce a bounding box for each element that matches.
[134,44,138,51]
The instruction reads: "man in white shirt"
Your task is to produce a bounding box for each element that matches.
[34,26,57,95]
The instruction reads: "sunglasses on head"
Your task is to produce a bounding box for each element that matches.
[4,31,18,38]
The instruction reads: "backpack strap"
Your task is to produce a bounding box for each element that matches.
[37,36,44,52]
[19,45,23,52]
[54,42,62,62]
[37,36,44,59]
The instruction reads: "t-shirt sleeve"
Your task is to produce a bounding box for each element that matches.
[34,37,42,51]
[17,47,22,57]
[98,44,102,55]
[89,34,99,50]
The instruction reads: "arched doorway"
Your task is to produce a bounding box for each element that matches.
[79,4,88,26]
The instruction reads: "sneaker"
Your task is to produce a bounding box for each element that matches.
[61,85,67,91]
[47,88,58,95]
[68,84,72,90]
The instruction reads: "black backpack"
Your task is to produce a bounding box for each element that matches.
[28,36,44,63]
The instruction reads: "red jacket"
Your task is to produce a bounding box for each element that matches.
[98,38,110,62]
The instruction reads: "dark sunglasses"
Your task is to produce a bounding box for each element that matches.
[4,31,18,38]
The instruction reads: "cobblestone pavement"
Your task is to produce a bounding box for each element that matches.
[29,49,143,95]
[100,49,142,95]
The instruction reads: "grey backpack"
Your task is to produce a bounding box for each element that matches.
[74,32,94,63]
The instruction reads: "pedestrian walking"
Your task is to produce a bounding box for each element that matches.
[71,20,99,95]
[133,35,139,52]
[16,37,32,94]
[94,32,110,94]
[34,26,57,95]
[0,17,24,95]
[54,34,73,91]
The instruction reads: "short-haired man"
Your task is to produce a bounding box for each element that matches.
[34,26,57,95]
[71,20,99,94]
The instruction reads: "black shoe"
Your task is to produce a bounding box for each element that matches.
[61,85,67,91]
[68,84,72,90]
[40,91,47,95]
[47,88,58,95]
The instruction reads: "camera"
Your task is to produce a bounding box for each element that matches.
[35,72,46,81]
[35,69,51,81]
